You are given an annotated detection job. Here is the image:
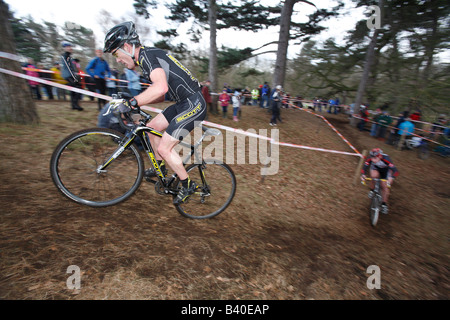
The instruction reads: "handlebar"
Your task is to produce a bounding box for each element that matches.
[104,93,153,131]
[363,178,388,181]
[361,177,391,188]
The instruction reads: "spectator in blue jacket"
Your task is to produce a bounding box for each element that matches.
[125,68,142,96]
[398,117,415,136]
[86,49,111,110]
[260,82,270,108]
[397,117,415,147]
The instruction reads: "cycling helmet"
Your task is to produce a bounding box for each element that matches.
[369,148,383,157]
[103,21,140,53]
[62,41,72,48]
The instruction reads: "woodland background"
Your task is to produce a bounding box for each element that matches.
[1,0,449,124]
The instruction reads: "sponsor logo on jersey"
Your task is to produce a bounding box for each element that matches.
[167,54,198,83]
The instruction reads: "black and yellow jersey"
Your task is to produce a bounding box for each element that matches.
[137,47,201,102]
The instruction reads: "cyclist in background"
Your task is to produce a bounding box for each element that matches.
[103,21,207,205]
[361,148,399,214]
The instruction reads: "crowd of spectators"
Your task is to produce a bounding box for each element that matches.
[21,51,449,158]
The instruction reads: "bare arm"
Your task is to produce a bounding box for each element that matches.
[134,68,168,106]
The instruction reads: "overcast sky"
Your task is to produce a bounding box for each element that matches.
[5,0,365,56]
[5,0,449,62]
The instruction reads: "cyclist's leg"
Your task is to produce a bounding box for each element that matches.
[158,132,189,180]
[380,170,391,204]
[147,112,170,161]
[369,169,379,190]
[164,92,207,203]
[161,93,207,179]
[377,168,390,205]
[381,182,390,203]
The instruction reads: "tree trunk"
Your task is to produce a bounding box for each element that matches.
[272,0,294,88]
[0,0,39,124]
[208,0,218,114]
[422,9,438,82]
[351,0,384,126]
[351,28,379,126]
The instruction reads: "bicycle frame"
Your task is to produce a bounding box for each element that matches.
[97,110,218,195]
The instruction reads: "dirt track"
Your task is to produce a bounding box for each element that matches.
[0,101,448,300]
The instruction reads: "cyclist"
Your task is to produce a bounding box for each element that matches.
[361,148,399,214]
[103,21,207,205]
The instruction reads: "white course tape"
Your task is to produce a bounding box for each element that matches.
[0,65,362,158]
[0,67,111,101]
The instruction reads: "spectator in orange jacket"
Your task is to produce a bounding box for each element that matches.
[25,58,41,100]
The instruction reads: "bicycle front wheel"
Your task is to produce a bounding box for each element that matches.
[369,195,381,227]
[174,160,236,219]
[50,128,144,207]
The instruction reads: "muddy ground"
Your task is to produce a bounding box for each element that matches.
[0,100,448,301]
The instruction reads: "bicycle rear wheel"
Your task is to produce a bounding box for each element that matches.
[50,128,144,207]
[369,195,381,227]
[174,160,236,219]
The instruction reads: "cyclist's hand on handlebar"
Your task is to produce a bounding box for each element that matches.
[122,97,139,111]
[361,174,366,182]
[387,177,394,187]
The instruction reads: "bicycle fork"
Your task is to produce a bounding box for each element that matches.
[96,132,136,173]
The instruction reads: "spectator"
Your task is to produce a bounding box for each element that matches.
[269,85,283,126]
[357,105,369,131]
[107,68,120,96]
[433,126,450,157]
[251,87,259,106]
[377,111,392,140]
[260,82,270,108]
[321,98,328,113]
[313,97,319,112]
[83,70,96,101]
[25,58,41,100]
[335,97,340,114]
[74,59,87,101]
[431,114,447,136]
[328,98,334,113]
[295,95,303,108]
[201,80,213,114]
[410,111,421,122]
[397,116,415,146]
[232,90,241,122]
[50,62,67,101]
[86,49,111,110]
[241,87,250,105]
[60,42,83,110]
[125,67,142,97]
[282,92,290,108]
[37,63,54,100]
[370,109,381,137]
[386,113,405,145]
[219,89,230,118]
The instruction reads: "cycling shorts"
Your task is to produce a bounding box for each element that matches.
[162,90,207,141]
[370,166,392,180]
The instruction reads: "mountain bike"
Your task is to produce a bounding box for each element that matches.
[362,178,389,227]
[50,94,236,219]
